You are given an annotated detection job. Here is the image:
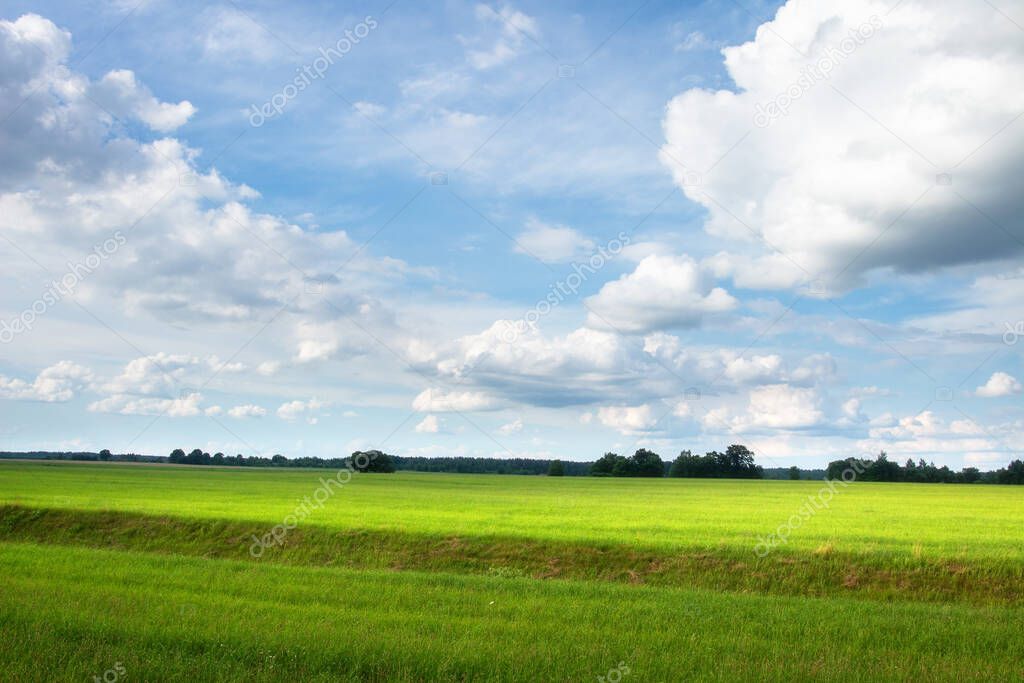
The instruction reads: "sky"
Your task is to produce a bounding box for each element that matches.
[0,0,1021,468]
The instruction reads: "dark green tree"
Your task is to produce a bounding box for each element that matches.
[788,466,801,480]
[352,450,396,473]
[547,460,565,476]
[590,452,622,476]
[630,448,665,477]
[669,450,696,477]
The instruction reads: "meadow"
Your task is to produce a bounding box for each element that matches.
[1,461,1022,681]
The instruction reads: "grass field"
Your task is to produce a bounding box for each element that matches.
[1,461,1022,681]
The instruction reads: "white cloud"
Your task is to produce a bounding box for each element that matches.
[706,384,825,433]
[414,415,441,433]
[466,4,540,69]
[671,27,718,52]
[660,0,1024,290]
[746,384,824,429]
[514,218,595,263]
[227,404,267,418]
[102,353,245,396]
[256,361,281,376]
[0,361,93,402]
[858,410,1011,460]
[277,398,328,422]
[597,404,657,435]
[910,268,1024,340]
[295,339,340,364]
[418,322,642,408]
[199,7,280,62]
[585,254,736,333]
[91,69,195,132]
[89,392,203,417]
[976,372,1022,398]
[497,417,523,435]
[412,388,496,412]
[643,334,836,388]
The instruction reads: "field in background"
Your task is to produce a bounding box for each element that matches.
[1,461,1022,681]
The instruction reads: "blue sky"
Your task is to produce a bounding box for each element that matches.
[0,0,1021,467]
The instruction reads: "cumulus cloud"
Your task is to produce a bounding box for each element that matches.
[514,218,595,263]
[597,404,657,435]
[414,321,643,407]
[89,392,203,417]
[976,372,1022,398]
[227,404,267,418]
[277,398,328,423]
[643,333,836,388]
[857,410,1015,461]
[660,0,1024,291]
[0,13,415,334]
[0,361,93,402]
[414,415,441,433]
[705,384,825,433]
[745,384,824,429]
[90,69,195,132]
[102,353,245,396]
[585,254,736,333]
[412,388,496,412]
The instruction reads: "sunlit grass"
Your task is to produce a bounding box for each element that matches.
[1,461,1022,559]
[3,461,1023,681]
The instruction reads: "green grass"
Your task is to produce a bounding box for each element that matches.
[1,461,1023,681]
[2,461,1022,559]
[1,542,1022,682]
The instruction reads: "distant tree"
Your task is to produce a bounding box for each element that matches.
[725,445,762,479]
[590,452,622,477]
[630,449,664,478]
[865,451,901,482]
[669,450,696,478]
[960,467,981,484]
[547,460,565,477]
[168,448,186,464]
[98,449,112,461]
[611,455,637,477]
[271,454,287,466]
[212,452,225,465]
[788,466,801,480]
[185,449,208,465]
[352,450,396,473]
[997,459,1024,485]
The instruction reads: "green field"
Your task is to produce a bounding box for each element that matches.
[1,461,1022,681]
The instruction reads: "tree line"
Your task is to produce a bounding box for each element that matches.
[166,448,396,472]
[579,445,764,478]
[826,452,1024,485]
[3,449,1023,484]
